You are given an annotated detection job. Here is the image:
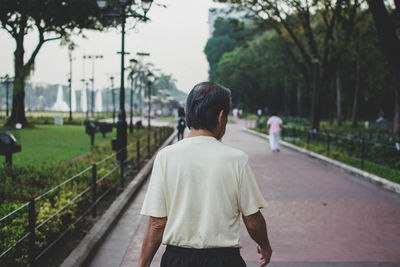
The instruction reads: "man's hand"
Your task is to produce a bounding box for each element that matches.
[242,211,272,266]
[257,245,272,266]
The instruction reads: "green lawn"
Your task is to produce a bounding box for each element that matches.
[7,125,116,166]
[158,116,175,122]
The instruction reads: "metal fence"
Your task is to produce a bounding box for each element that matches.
[0,126,172,266]
[280,127,400,176]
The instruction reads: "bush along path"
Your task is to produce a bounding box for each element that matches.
[0,126,173,267]
[251,122,400,184]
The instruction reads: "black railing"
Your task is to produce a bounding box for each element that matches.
[0,127,172,266]
[279,127,400,180]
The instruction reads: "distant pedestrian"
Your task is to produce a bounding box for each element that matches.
[177,107,186,141]
[266,112,283,152]
[257,108,263,119]
[139,82,272,267]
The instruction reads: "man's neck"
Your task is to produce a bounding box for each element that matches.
[188,129,216,138]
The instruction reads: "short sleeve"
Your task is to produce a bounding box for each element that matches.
[140,153,167,217]
[267,118,272,125]
[238,160,267,216]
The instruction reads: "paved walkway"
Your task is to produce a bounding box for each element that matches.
[88,119,400,267]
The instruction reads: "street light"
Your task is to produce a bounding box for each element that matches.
[110,76,116,124]
[128,58,138,133]
[97,0,152,165]
[83,54,103,119]
[68,44,75,121]
[146,71,155,130]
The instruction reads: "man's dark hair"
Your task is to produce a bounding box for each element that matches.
[186,82,231,132]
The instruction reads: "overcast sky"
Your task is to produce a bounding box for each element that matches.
[0,0,226,93]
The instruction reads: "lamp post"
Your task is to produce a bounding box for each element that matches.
[68,44,74,121]
[146,71,155,130]
[97,0,152,164]
[129,58,138,133]
[86,81,90,120]
[83,54,103,119]
[110,76,116,124]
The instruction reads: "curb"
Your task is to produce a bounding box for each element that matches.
[61,130,177,267]
[244,128,400,195]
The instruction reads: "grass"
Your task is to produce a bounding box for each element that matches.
[5,125,116,166]
[291,139,400,184]
[158,116,175,122]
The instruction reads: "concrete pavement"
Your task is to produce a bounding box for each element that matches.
[87,119,400,266]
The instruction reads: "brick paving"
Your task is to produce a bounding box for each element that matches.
[87,119,400,267]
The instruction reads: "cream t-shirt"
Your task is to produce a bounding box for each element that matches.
[140,135,267,248]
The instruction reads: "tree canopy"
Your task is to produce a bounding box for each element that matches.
[207,1,400,135]
[0,0,149,126]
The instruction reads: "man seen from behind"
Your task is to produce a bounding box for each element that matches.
[139,82,273,267]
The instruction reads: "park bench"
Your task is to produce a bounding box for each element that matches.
[98,123,114,138]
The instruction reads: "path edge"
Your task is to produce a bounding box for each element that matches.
[244,127,400,195]
[61,130,177,267]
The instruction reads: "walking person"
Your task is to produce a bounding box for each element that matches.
[266,112,283,152]
[177,107,186,141]
[139,82,273,267]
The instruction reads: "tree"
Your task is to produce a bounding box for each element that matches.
[0,0,104,126]
[204,17,248,81]
[367,0,400,136]
[152,73,187,102]
[215,0,362,130]
[215,31,299,113]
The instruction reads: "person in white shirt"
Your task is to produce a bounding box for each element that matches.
[139,82,272,267]
[266,112,283,152]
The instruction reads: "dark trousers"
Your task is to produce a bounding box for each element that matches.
[161,245,246,267]
[177,129,184,141]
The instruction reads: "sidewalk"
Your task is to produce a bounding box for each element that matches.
[88,119,400,266]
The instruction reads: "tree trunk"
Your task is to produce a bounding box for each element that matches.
[310,61,320,130]
[297,82,302,117]
[367,0,400,136]
[284,78,289,115]
[394,85,400,136]
[351,61,360,127]
[6,30,29,127]
[336,72,342,126]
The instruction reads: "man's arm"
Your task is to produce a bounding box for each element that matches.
[139,216,167,267]
[242,211,272,266]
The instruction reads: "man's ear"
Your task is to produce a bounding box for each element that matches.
[218,110,225,124]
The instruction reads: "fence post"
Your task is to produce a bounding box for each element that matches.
[361,138,365,170]
[120,150,124,188]
[159,128,162,145]
[307,131,310,150]
[92,164,97,218]
[147,134,151,159]
[28,198,36,266]
[136,139,140,169]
